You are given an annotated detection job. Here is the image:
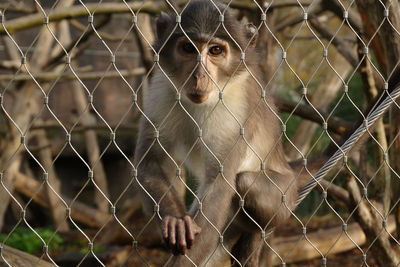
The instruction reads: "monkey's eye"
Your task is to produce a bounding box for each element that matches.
[182,42,196,54]
[209,45,223,56]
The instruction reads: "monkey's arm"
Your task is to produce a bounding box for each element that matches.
[135,130,200,255]
[139,169,201,255]
[236,169,297,228]
[168,170,238,265]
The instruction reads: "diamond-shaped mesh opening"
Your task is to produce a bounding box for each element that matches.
[1,0,400,266]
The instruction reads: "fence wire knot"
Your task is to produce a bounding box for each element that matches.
[43,172,49,182]
[362,187,367,198]
[110,206,116,215]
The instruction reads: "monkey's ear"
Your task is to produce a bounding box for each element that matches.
[156,11,172,40]
[246,23,258,48]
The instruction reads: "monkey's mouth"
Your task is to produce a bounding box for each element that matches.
[185,92,210,104]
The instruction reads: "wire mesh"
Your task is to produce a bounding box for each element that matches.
[0,0,399,266]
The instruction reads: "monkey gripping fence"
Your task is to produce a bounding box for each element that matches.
[1,0,400,266]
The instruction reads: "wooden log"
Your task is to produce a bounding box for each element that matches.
[34,127,70,231]
[0,245,54,267]
[14,172,109,228]
[70,77,110,213]
[97,197,141,245]
[269,215,396,265]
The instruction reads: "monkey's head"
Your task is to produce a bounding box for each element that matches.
[154,0,258,105]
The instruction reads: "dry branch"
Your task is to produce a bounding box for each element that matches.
[34,127,69,231]
[319,179,350,206]
[308,17,358,68]
[346,176,399,266]
[14,172,109,228]
[355,0,400,239]
[0,4,35,14]
[45,15,111,68]
[270,215,396,265]
[275,3,323,32]
[0,68,146,82]
[276,96,352,134]
[266,0,313,8]
[391,99,400,238]
[321,0,362,34]
[70,19,132,42]
[358,42,391,214]
[70,76,110,213]
[30,121,138,132]
[97,197,142,245]
[0,1,314,35]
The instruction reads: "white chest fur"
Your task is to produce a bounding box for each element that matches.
[144,71,252,179]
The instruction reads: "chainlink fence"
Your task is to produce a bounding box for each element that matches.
[0,0,400,266]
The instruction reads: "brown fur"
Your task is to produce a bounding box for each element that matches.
[134,1,297,265]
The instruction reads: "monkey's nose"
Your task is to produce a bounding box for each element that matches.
[193,72,205,79]
[193,66,206,79]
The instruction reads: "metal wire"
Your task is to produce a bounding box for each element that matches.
[0,0,400,266]
[297,84,400,206]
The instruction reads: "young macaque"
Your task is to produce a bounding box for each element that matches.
[134,0,297,265]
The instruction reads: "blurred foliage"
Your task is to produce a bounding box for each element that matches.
[0,227,63,254]
[330,72,365,121]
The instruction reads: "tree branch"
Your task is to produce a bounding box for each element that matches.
[321,0,362,34]
[308,16,359,68]
[14,172,109,228]
[0,68,146,82]
[276,96,352,134]
[45,14,111,68]
[275,3,324,31]
[0,1,314,35]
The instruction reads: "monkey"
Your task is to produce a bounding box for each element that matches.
[134,0,298,266]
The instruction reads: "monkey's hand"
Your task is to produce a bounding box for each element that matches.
[162,215,201,255]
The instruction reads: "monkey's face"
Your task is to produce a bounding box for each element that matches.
[170,37,233,104]
[154,2,258,106]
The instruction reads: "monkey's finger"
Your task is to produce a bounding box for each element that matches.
[183,216,195,249]
[168,217,177,247]
[177,220,186,255]
[162,216,171,240]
